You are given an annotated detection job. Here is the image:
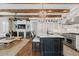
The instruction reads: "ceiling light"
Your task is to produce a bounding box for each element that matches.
[63,10,67,12]
[39,10,47,18]
[39,3,47,18]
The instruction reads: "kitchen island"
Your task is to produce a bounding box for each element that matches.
[0,39,32,56]
[32,34,65,56]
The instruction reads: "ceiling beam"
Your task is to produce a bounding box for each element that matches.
[0,9,70,13]
[0,15,61,18]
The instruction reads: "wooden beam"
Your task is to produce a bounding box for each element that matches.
[0,9,70,13]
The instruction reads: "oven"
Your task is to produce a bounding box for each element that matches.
[63,33,76,49]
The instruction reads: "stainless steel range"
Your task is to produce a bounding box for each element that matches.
[62,33,79,51]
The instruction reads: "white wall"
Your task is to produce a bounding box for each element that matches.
[30,20,37,32]
[36,20,60,35]
[37,21,47,35]
[0,17,9,33]
[59,24,79,33]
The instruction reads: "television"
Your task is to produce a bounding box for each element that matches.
[17,24,26,29]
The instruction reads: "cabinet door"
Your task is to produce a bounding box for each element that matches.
[40,38,63,56]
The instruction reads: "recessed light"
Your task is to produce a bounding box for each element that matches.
[63,10,67,12]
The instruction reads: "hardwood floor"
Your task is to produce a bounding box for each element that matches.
[16,40,32,56]
[64,45,79,56]
[32,51,40,56]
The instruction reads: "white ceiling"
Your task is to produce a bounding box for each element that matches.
[0,3,78,9]
[0,3,79,24]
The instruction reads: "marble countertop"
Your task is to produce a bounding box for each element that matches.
[64,33,79,35]
[32,37,40,42]
[38,34,64,38]
[32,34,64,42]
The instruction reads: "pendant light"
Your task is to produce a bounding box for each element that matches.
[39,3,47,18]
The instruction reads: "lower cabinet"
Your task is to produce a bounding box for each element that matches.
[16,40,32,56]
[32,42,40,51]
[40,38,64,56]
[32,42,40,56]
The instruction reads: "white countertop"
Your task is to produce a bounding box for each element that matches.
[38,34,64,38]
[32,34,64,42]
[32,37,40,42]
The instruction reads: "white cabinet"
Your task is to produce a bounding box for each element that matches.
[76,35,79,51]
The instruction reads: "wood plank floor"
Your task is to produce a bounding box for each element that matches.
[32,45,79,56]
[64,45,79,56]
[32,51,40,56]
